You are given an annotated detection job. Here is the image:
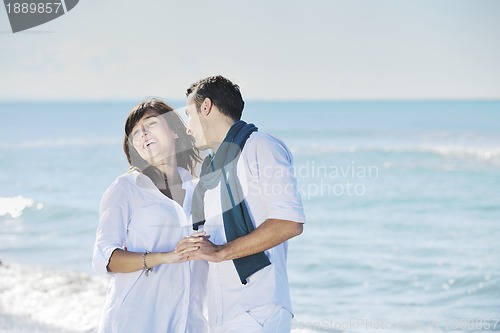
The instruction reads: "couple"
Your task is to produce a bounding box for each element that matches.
[92,75,306,333]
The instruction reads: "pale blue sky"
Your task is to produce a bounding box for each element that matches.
[1,0,499,101]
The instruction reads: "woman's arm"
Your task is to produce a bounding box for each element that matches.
[107,232,205,273]
[107,244,199,273]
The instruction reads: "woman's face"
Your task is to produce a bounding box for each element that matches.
[130,112,178,165]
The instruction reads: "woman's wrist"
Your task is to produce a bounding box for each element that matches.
[147,251,171,265]
[162,250,182,264]
[143,250,186,268]
[142,251,153,276]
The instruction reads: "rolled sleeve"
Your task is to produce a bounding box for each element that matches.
[247,134,306,224]
[92,180,131,274]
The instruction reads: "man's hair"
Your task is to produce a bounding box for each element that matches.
[186,75,245,120]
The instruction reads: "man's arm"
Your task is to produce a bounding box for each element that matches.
[179,134,306,262]
[177,218,303,262]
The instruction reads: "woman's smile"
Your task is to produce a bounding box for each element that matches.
[143,138,158,149]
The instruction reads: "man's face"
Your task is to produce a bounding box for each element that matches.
[185,94,209,150]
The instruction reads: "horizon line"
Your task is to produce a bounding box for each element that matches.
[1,97,500,104]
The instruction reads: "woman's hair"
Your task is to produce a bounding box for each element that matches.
[123,98,201,175]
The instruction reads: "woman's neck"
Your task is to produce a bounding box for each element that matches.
[152,156,177,178]
[152,157,185,206]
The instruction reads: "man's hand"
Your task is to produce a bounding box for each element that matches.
[175,231,222,262]
[176,219,303,263]
[177,235,224,262]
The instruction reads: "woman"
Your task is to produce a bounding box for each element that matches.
[92,99,207,333]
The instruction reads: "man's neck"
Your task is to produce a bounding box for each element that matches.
[209,117,236,153]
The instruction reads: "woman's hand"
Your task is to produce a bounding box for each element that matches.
[163,242,199,264]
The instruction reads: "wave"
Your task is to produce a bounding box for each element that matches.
[291,144,500,161]
[0,261,318,333]
[0,196,43,219]
[0,138,121,149]
[0,261,107,333]
[0,312,80,333]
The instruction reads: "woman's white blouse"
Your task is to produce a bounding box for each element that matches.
[92,168,207,333]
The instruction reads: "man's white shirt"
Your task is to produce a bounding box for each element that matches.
[202,132,306,327]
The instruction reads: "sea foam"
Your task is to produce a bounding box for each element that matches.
[0,262,318,333]
[0,261,107,332]
[0,196,43,219]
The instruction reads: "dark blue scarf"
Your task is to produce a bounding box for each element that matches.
[192,121,271,284]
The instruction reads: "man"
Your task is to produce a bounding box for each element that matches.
[177,75,305,333]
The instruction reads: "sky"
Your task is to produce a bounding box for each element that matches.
[1,0,500,101]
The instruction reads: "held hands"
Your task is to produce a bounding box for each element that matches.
[175,231,224,262]
[163,247,196,264]
[108,236,205,274]
[165,232,205,263]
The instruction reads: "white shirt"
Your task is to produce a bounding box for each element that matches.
[92,167,207,333]
[202,132,306,327]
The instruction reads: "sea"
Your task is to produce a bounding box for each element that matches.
[0,100,499,333]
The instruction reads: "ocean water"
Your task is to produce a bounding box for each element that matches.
[1,100,499,332]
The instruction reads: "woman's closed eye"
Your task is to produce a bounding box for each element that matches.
[144,117,159,128]
[132,128,142,138]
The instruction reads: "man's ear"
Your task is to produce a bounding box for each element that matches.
[202,98,213,116]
